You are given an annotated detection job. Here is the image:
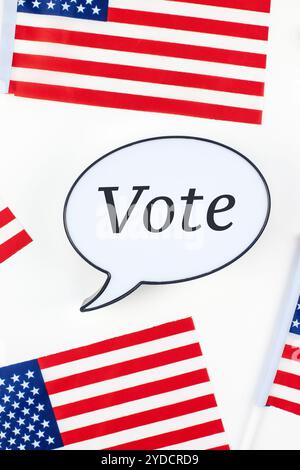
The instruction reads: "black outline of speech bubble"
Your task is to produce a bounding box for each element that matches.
[63,136,271,312]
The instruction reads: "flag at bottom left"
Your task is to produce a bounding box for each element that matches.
[0,317,229,450]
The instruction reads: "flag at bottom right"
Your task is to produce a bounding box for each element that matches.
[267,298,300,415]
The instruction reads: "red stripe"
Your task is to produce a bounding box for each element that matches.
[282,344,300,362]
[106,419,224,450]
[0,230,32,263]
[208,445,230,450]
[9,82,263,125]
[53,369,209,420]
[167,0,271,13]
[15,25,267,68]
[267,396,300,416]
[0,208,15,229]
[37,317,194,369]
[61,395,217,446]
[12,53,264,97]
[44,343,202,395]
[273,370,300,391]
[108,8,268,41]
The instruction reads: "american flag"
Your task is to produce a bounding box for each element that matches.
[0,201,32,264]
[267,298,300,416]
[0,318,229,450]
[9,0,271,124]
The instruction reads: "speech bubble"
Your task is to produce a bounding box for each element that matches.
[64,136,271,311]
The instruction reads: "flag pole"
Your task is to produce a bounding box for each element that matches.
[240,241,300,449]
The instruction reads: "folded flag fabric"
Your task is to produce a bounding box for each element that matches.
[0,317,229,450]
[8,0,271,124]
[266,298,300,416]
[0,200,32,264]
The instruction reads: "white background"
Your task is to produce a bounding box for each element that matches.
[0,0,299,450]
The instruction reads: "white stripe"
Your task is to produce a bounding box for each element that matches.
[286,335,300,348]
[42,330,199,382]
[277,357,300,377]
[57,382,214,433]
[49,356,206,407]
[269,384,300,406]
[16,13,268,54]
[13,39,266,82]
[61,410,223,450]
[159,432,228,450]
[0,218,22,245]
[11,67,263,109]
[110,0,270,26]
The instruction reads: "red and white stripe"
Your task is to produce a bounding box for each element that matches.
[38,318,229,450]
[267,335,300,416]
[10,0,271,124]
[0,201,32,264]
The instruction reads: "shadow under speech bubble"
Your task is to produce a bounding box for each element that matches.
[63,136,271,312]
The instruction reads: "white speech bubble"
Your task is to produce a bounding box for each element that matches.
[64,137,271,311]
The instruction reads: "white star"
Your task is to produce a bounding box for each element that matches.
[18,444,26,450]
[70,0,77,3]
[62,1,70,10]
[12,401,20,410]
[31,413,39,422]
[6,384,14,393]
[292,319,300,328]
[21,407,30,416]
[0,378,5,386]
[41,420,49,428]
[86,0,93,4]
[77,4,85,12]
[26,397,34,406]
[46,436,55,445]
[92,5,100,14]
[32,0,41,7]
[27,423,35,432]
[21,380,29,390]
[3,422,10,430]
[25,370,34,379]
[7,411,15,419]
[0,431,6,439]
[297,304,300,310]
[18,0,26,6]
[11,374,20,383]
[2,395,10,403]
[31,387,39,396]
[22,434,30,442]
[47,1,55,9]
[12,428,20,436]
[8,437,16,446]
[36,430,44,438]
[36,403,44,412]
[17,391,25,400]
[32,440,40,448]
[17,417,25,426]
[0,405,5,413]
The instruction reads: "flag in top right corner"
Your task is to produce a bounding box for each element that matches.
[267,298,300,415]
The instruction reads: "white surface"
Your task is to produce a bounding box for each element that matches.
[0,0,300,449]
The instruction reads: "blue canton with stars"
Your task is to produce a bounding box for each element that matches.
[290,297,300,336]
[0,360,63,450]
[17,0,109,22]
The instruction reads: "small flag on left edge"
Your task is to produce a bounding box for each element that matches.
[0,318,229,450]
[0,200,32,263]
[267,298,300,415]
